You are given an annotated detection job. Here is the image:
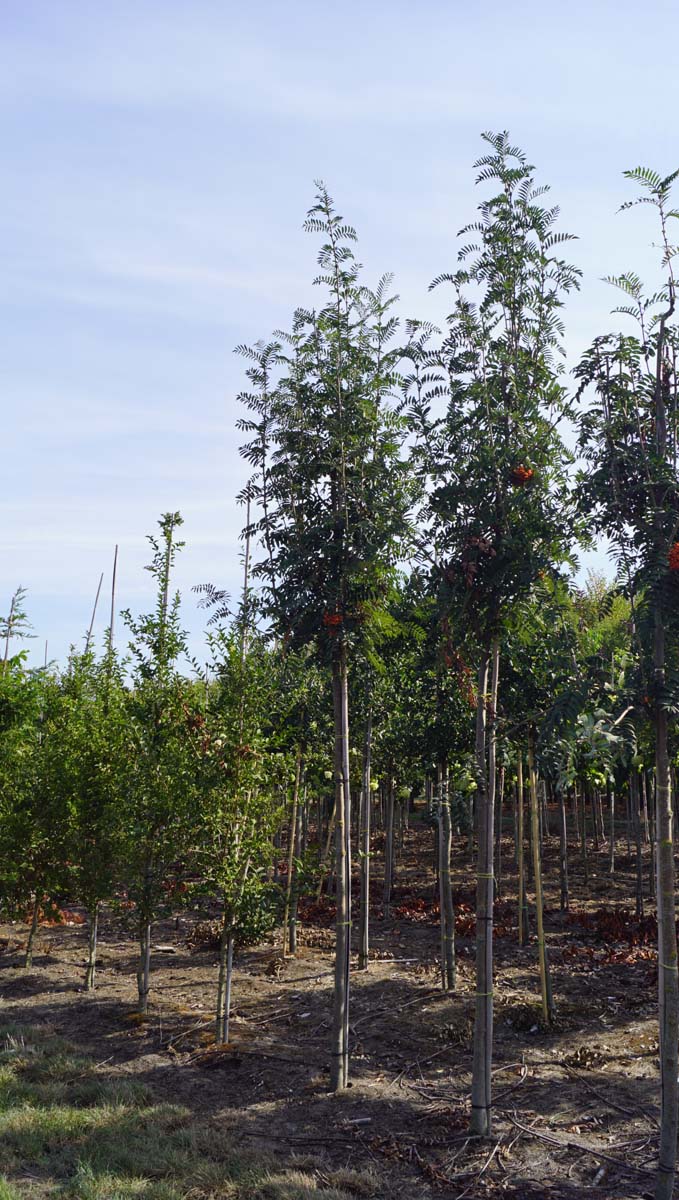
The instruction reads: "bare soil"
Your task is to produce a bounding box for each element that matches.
[0,815,666,1199]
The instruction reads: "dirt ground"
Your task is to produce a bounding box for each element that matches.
[0,816,668,1200]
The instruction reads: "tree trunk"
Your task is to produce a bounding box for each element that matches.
[383,777,395,917]
[495,766,505,896]
[580,784,589,885]
[283,746,303,956]
[84,902,99,990]
[137,920,152,1014]
[438,759,455,992]
[358,709,372,970]
[330,642,352,1092]
[216,916,235,1043]
[470,639,498,1137]
[557,787,569,912]
[654,610,679,1200]
[649,774,657,900]
[631,772,644,918]
[289,802,302,956]
[517,756,528,944]
[642,771,650,845]
[528,733,552,1025]
[316,799,336,899]
[24,893,41,969]
[608,782,616,875]
[512,780,518,866]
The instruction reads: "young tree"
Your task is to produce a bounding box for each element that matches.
[576,164,679,1200]
[239,187,413,1089]
[120,513,199,1013]
[62,646,129,989]
[193,625,281,1042]
[408,133,580,1134]
[0,652,62,965]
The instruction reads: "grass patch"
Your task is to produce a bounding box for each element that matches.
[0,1026,375,1199]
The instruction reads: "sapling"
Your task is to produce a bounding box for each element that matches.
[238,187,412,1090]
[408,133,579,1134]
[120,513,198,1013]
[576,163,679,1200]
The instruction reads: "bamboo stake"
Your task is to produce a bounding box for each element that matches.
[85,573,104,652]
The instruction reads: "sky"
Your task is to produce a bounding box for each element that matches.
[2,0,679,666]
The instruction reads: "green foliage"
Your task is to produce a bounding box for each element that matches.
[118,514,199,928]
[238,184,415,661]
[408,132,581,646]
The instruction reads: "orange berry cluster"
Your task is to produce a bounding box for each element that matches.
[511,464,534,485]
[322,611,343,635]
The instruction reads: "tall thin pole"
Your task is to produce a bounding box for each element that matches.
[109,545,119,651]
[85,573,104,652]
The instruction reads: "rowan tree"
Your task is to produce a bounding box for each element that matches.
[407,132,580,1134]
[238,186,414,1089]
[576,163,679,1200]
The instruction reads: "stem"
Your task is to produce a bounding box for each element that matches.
[439,759,455,991]
[84,903,99,990]
[24,893,41,969]
[330,642,351,1092]
[282,746,303,956]
[528,731,552,1025]
[470,640,498,1137]
[137,921,152,1014]
[654,607,679,1200]
[358,708,372,971]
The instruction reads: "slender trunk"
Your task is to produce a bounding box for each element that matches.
[512,781,518,866]
[580,784,589,885]
[330,643,351,1092]
[84,902,100,990]
[216,911,236,1043]
[470,640,498,1137]
[528,733,552,1025]
[438,759,455,991]
[301,789,308,857]
[631,772,644,917]
[383,777,395,916]
[540,780,550,841]
[557,788,569,911]
[642,771,650,844]
[592,789,600,852]
[495,767,505,896]
[137,920,152,1014]
[654,609,679,1200]
[283,746,303,956]
[358,709,372,970]
[608,783,616,875]
[289,802,302,956]
[437,763,446,989]
[649,774,657,900]
[24,893,41,969]
[517,756,526,945]
[316,801,336,899]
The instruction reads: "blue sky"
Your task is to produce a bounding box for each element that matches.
[2,0,678,665]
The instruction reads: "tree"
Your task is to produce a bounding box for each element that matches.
[62,646,129,989]
[239,185,413,1089]
[193,624,281,1042]
[576,164,679,1200]
[407,132,580,1135]
[120,513,199,1013]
